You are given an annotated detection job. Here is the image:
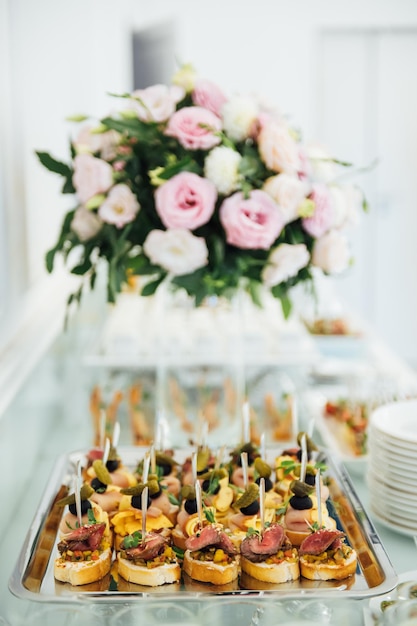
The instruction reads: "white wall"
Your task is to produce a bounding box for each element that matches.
[5,0,417,362]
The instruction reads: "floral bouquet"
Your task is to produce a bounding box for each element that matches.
[37,64,365,316]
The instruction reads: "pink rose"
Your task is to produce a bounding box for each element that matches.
[131,84,185,123]
[165,106,222,150]
[73,153,113,204]
[302,183,334,238]
[155,172,217,230]
[219,190,284,250]
[192,79,227,117]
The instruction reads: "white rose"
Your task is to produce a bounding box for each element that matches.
[143,228,208,276]
[171,63,198,93]
[262,243,310,287]
[258,121,300,175]
[263,174,310,223]
[306,143,338,183]
[130,84,185,123]
[74,125,120,160]
[330,184,363,230]
[312,230,350,274]
[222,95,259,142]
[98,184,140,228]
[204,146,242,195]
[73,153,113,204]
[70,207,103,241]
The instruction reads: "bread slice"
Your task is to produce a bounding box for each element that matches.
[117,553,181,586]
[54,547,112,586]
[183,550,239,585]
[299,548,357,580]
[240,554,300,583]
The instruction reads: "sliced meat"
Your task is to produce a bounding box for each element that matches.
[299,529,344,555]
[58,522,106,553]
[240,524,286,562]
[217,531,237,556]
[124,533,167,561]
[185,524,220,552]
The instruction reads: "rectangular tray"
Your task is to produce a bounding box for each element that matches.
[9,446,397,603]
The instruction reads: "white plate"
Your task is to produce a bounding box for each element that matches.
[368,449,417,474]
[370,399,417,444]
[367,470,417,501]
[368,458,415,488]
[368,495,417,522]
[368,569,417,619]
[370,504,417,536]
[368,427,417,457]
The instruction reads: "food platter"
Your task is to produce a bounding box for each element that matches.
[9,446,397,603]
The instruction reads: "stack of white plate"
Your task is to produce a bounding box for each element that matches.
[367,399,417,537]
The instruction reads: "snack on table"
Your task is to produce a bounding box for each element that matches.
[240,522,299,583]
[298,528,357,581]
[183,522,239,585]
[117,530,181,587]
[323,399,368,456]
[54,500,112,586]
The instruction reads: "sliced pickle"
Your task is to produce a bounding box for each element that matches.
[120,483,146,496]
[181,484,196,500]
[92,460,112,485]
[196,448,210,473]
[146,479,160,496]
[290,479,313,497]
[235,482,259,509]
[56,483,94,506]
[254,458,272,478]
[155,452,177,467]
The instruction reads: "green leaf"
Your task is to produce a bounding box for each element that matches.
[45,248,57,273]
[141,276,165,297]
[36,151,72,178]
[70,258,92,275]
[280,293,292,319]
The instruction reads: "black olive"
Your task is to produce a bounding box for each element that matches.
[131,494,151,510]
[240,500,260,515]
[202,479,220,494]
[305,473,315,486]
[91,477,107,493]
[196,466,208,476]
[149,487,162,500]
[106,459,120,472]
[158,463,171,477]
[289,495,313,510]
[255,476,273,491]
[184,499,198,515]
[69,500,92,516]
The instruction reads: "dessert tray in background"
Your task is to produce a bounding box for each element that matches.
[9,445,397,603]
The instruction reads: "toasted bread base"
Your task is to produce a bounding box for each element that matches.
[183,550,239,585]
[240,555,300,583]
[54,548,112,586]
[117,553,181,587]
[299,549,357,580]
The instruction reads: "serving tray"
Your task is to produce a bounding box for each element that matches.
[9,446,397,603]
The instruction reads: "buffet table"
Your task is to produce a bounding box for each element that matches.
[1,305,417,626]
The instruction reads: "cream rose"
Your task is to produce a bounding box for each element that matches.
[262,243,310,287]
[312,230,350,274]
[143,228,208,276]
[73,154,113,204]
[71,207,103,241]
[329,184,363,230]
[204,146,242,195]
[74,125,120,160]
[221,95,259,142]
[258,120,300,175]
[131,84,185,123]
[263,174,310,224]
[98,184,140,228]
